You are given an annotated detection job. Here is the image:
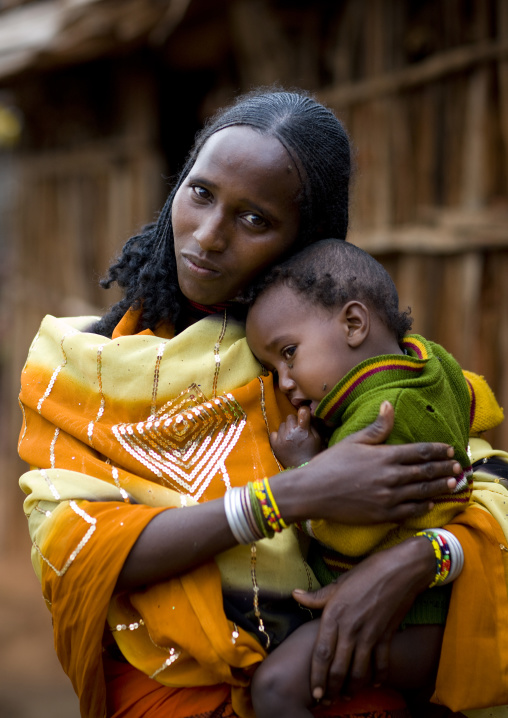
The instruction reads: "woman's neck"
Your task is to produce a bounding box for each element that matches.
[177,299,246,333]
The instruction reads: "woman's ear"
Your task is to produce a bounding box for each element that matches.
[339,301,370,347]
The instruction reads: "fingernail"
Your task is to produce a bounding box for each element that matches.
[380,401,389,415]
[447,446,455,457]
[313,687,323,700]
[293,589,305,595]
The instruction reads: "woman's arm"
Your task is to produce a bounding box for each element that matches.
[293,536,436,700]
[117,402,459,591]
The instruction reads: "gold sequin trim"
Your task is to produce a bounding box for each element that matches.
[140,625,182,678]
[149,647,181,679]
[37,330,78,414]
[112,618,145,632]
[250,543,271,650]
[231,622,240,644]
[50,427,60,468]
[41,467,60,500]
[257,376,283,472]
[112,384,246,500]
[212,310,227,398]
[151,341,168,416]
[87,344,105,447]
[32,499,96,577]
[220,464,232,492]
[111,466,131,503]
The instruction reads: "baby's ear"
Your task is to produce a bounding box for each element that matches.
[341,301,369,347]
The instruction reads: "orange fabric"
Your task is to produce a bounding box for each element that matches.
[42,501,168,718]
[104,655,409,718]
[104,654,232,717]
[433,506,508,710]
[112,307,175,341]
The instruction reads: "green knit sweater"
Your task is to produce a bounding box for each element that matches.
[304,334,472,574]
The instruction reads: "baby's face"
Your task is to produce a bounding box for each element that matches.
[246,285,357,414]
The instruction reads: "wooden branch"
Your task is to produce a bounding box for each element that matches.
[349,209,508,254]
[320,39,508,108]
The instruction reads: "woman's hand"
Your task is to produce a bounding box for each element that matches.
[293,536,436,700]
[272,401,461,526]
[270,406,323,468]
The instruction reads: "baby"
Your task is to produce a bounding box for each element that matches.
[245,238,472,717]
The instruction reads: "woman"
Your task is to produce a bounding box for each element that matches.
[18,90,508,718]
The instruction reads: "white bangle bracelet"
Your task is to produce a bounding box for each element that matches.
[224,487,262,544]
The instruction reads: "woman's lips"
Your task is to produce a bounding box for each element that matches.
[181,253,221,278]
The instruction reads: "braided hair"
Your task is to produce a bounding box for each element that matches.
[250,239,413,342]
[91,88,352,338]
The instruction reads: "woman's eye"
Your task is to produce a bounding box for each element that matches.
[244,212,267,228]
[282,346,296,361]
[191,184,211,200]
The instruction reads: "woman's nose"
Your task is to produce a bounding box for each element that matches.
[193,210,228,252]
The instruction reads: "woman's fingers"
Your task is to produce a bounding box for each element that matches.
[310,601,342,699]
[395,473,457,500]
[373,638,391,688]
[397,442,457,466]
[320,633,351,699]
[293,585,339,698]
[350,400,395,444]
[292,585,330,611]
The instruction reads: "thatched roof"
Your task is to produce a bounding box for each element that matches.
[0,0,193,81]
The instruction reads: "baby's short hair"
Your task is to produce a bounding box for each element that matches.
[251,239,413,342]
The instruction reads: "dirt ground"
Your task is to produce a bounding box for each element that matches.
[0,535,80,718]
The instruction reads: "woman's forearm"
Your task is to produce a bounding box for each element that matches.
[115,498,236,591]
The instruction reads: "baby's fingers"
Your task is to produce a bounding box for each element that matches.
[297,405,311,431]
[269,430,280,447]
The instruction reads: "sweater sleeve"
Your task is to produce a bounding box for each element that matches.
[307,387,472,558]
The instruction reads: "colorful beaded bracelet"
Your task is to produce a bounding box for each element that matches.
[416,529,452,587]
[252,477,288,534]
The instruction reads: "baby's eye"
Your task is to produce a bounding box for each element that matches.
[282,346,296,361]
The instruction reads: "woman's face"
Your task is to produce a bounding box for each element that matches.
[172,126,302,305]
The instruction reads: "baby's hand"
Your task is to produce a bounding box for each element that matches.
[270,406,323,469]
